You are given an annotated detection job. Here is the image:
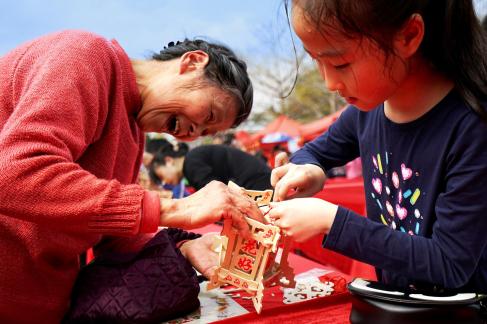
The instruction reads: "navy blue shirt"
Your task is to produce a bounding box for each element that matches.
[291,91,487,292]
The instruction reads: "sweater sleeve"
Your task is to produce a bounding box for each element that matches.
[291,106,360,172]
[0,31,152,236]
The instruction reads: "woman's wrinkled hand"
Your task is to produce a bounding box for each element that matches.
[179,233,220,279]
[160,181,263,238]
[271,163,326,201]
[267,198,338,242]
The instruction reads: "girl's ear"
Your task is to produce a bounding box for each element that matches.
[394,13,424,59]
[179,50,209,74]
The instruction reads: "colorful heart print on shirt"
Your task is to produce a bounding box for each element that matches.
[371,152,423,235]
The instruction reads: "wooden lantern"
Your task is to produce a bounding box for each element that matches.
[207,182,296,313]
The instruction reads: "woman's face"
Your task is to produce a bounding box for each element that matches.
[136,54,239,141]
[291,4,408,111]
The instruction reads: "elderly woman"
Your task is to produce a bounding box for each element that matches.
[0,30,261,322]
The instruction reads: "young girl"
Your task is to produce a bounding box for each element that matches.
[270,0,487,293]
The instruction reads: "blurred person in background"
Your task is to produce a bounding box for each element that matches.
[184,144,273,191]
[150,140,273,193]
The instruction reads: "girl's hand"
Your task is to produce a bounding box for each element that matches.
[159,181,263,238]
[271,163,326,201]
[179,233,219,278]
[267,198,338,242]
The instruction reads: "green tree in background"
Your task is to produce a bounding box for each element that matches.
[245,20,345,128]
[282,65,344,123]
[250,62,345,125]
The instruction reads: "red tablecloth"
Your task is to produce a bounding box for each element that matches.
[216,293,353,324]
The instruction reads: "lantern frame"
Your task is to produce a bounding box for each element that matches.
[207,182,296,313]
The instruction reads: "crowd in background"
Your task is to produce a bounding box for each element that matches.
[139,131,363,198]
[139,132,274,197]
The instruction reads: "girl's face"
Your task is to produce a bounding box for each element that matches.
[292,4,408,111]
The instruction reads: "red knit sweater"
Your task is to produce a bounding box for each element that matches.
[0,30,160,323]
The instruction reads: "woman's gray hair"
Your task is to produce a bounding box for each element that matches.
[153,39,253,127]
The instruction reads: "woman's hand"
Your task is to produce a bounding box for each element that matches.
[267,198,338,242]
[179,233,219,279]
[159,181,263,238]
[271,163,326,201]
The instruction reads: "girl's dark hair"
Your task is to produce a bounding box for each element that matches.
[148,139,189,185]
[145,137,170,154]
[289,0,487,122]
[153,39,253,127]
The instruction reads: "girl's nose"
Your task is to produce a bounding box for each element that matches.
[322,67,341,93]
[316,62,343,94]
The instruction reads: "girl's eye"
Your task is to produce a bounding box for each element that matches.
[334,63,350,70]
